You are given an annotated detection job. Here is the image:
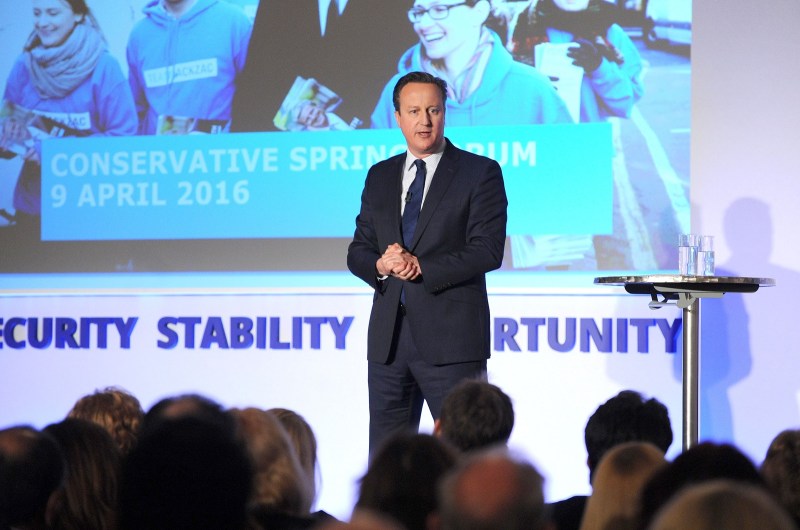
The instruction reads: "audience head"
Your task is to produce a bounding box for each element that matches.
[230,407,314,517]
[761,429,800,526]
[118,401,252,530]
[142,392,235,435]
[436,447,548,530]
[637,441,765,529]
[435,379,514,453]
[67,386,144,455]
[0,453,6,530]
[0,426,65,529]
[355,432,458,530]
[584,390,673,483]
[43,418,121,530]
[579,442,667,530]
[648,479,797,530]
[266,407,319,503]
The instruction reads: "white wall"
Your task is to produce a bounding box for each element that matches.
[692,0,800,461]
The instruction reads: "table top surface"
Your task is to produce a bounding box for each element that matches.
[594,275,775,293]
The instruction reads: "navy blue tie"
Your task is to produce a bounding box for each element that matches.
[402,159,426,246]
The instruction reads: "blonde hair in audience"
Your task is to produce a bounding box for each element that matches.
[267,407,319,502]
[230,407,314,516]
[579,442,667,530]
[648,479,796,530]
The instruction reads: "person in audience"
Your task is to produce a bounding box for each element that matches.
[578,442,666,530]
[267,408,319,504]
[0,452,7,530]
[141,392,236,435]
[433,447,550,530]
[761,429,800,527]
[67,386,144,455]
[0,0,137,234]
[549,390,673,530]
[230,407,317,529]
[370,0,572,128]
[0,454,7,530]
[266,407,337,525]
[353,433,458,530]
[117,402,252,530]
[317,513,405,530]
[42,418,120,530]
[434,379,514,453]
[647,479,797,530]
[636,441,766,530]
[0,426,65,530]
[126,0,252,135]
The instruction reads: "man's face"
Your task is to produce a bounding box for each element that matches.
[394,82,446,158]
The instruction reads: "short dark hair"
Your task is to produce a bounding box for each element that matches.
[392,71,448,112]
[584,390,673,482]
[0,426,65,526]
[356,433,457,530]
[439,380,514,453]
[118,416,252,530]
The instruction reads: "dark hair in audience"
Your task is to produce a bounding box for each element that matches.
[0,426,65,528]
[68,386,144,455]
[585,390,673,482]
[438,448,548,530]
[761,429,800,527]
[437,379,514,453]
[392,71,448,111]
[43,418,121,530]
[142,392,235,436]
[637,441,765,529]
[118,414,252,530]
[355,433,458,530]
[0,453,7,530]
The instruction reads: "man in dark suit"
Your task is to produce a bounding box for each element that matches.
[230,0,416,131]
[347,71,508,453]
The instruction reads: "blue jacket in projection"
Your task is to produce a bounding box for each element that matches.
[4,51,137,137]
[126,0,252,135]
[545,24,643,122]
[3,51,137,215]
[370,30,573,128]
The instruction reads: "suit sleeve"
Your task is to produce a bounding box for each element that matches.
[420,159,508,292]
[347,166,384,291]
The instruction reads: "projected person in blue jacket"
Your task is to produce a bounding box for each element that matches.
[370,0,573,128]
[510,0,644,122]
[126,0,252,135]
[0,0,137,224]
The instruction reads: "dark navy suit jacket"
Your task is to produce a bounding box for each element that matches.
[347,139,507,365]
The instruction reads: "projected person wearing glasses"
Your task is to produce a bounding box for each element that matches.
[0,0,137,230]
[348,72,508,453]
[126,0,252,135]
[370,0,572,128]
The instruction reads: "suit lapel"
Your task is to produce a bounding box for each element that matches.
[390,155,405,245]
[407,139,458,249]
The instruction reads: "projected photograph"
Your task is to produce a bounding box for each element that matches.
[0,0,690,274]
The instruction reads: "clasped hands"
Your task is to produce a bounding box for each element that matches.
[376,243,421,281]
